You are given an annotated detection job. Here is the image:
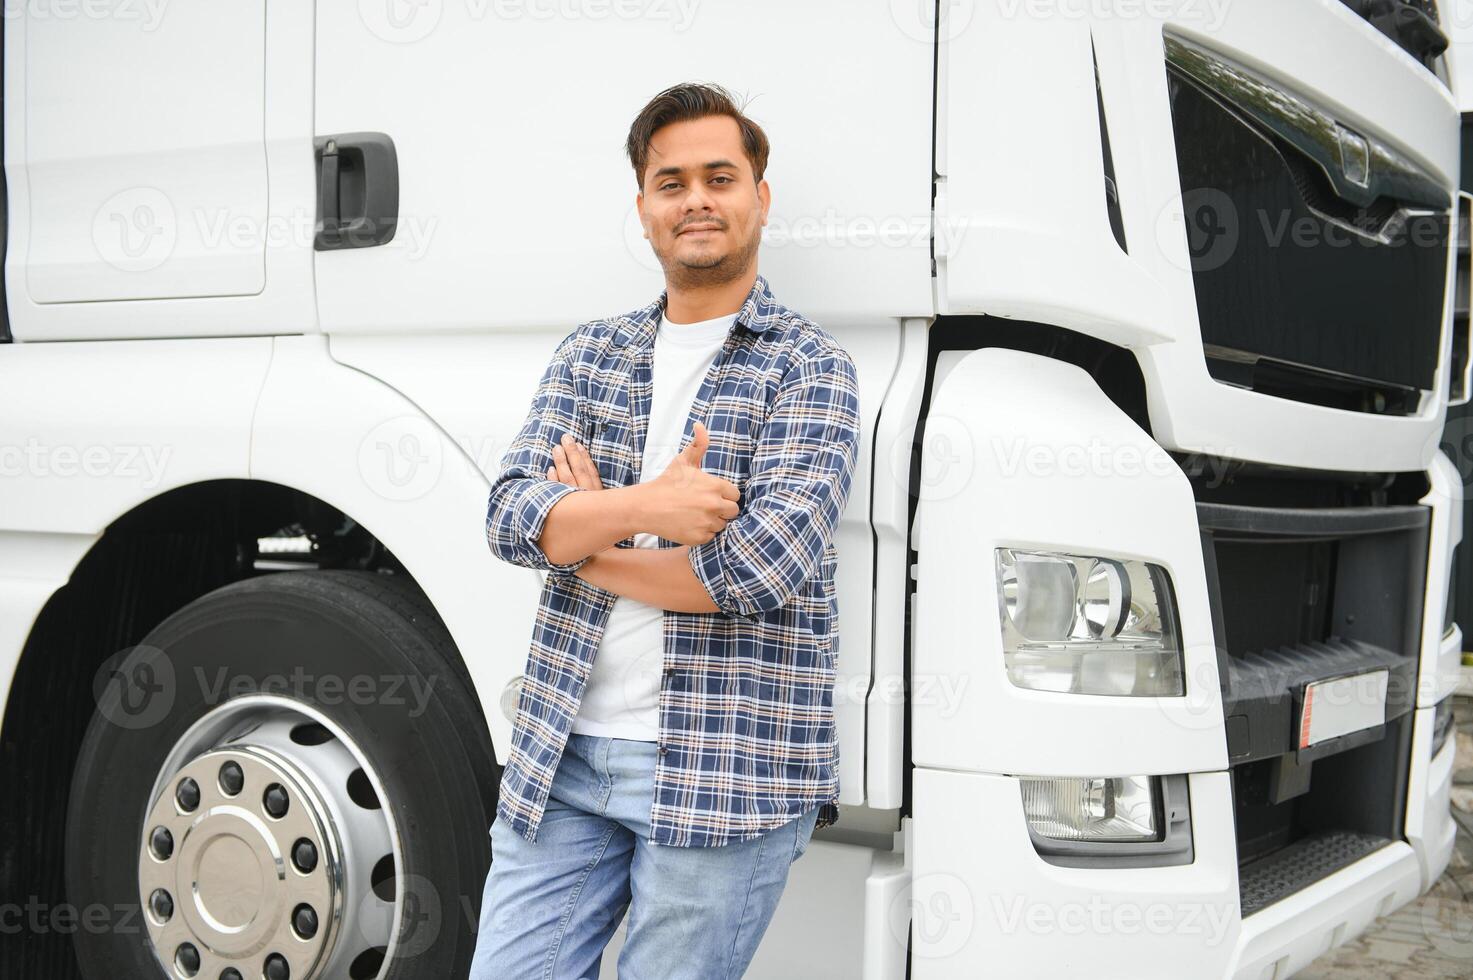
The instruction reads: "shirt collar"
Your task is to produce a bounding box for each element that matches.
[613,272,780,350]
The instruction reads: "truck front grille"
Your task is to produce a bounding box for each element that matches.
[1197,496,1428,909]
[1165,33,1452,415]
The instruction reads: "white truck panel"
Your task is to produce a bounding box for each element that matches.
[311,0,934,337]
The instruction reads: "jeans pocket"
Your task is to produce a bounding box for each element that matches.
[790,807,819,864]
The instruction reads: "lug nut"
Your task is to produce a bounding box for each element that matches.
[148,888,173,923]
[291,838,318,874]
[218,761,244,796]
[175,777,200,812]
[264,952,290,980]
[220,970,243,980]
[292,903,318,939]
[149,826,174,861]
[174,942,200,976]
[262,783,289,819]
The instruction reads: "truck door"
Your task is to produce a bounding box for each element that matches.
[309,0,936,814]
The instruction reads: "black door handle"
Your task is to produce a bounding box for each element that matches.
[314,132,399,250]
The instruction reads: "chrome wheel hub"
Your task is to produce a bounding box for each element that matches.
[138,697,401,980]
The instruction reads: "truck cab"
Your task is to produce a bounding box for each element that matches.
[0,2,1463,978]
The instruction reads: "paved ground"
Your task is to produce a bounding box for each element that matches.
[1298,695,1473,979]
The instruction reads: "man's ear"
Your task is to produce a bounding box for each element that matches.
[636,191,648,240]
[757,179,770,227]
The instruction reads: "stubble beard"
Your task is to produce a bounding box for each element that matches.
[655,219,762,292]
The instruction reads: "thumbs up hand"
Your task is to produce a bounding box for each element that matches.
[640,421,741,545]
[679,418,711,468]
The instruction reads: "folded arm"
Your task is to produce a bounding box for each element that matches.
[685,347,862,620]
[574,545,721,613]
[484,329,642,574]
[489,331,861,615]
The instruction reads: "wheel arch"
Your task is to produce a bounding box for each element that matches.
[0,475,515,979]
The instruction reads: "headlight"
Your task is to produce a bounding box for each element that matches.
[1021,775,1159,842]
[995,548,1184,696]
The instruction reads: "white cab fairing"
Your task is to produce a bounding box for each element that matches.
[913,347,1226,777]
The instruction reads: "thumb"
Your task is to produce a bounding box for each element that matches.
[680,421,710,467]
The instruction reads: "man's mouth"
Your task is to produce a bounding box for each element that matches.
[678,224,722,236]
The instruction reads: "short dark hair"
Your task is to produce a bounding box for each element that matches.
[625,82,770,191]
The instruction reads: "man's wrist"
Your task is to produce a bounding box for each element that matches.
[608,483,651,539]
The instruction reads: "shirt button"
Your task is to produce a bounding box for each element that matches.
[659,745,669,756]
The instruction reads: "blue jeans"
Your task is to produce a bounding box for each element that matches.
[469,733,820,980]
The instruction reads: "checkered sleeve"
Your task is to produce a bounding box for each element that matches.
[485,329,591,576]
[688,347,861,619]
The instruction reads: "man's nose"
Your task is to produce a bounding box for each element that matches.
[682,181,715,213]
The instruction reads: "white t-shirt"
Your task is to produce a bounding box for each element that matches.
[570,308,738,740]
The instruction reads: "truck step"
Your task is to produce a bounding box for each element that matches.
[1239,830,1392,917]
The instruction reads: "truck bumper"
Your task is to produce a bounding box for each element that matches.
[904,762,1445,979]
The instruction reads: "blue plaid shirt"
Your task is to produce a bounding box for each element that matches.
[485,273,860,848]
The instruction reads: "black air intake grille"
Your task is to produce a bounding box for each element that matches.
[1166,36,1451,409]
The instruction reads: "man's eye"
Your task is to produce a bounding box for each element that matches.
[712,176,732,184]
[660,182,680,191]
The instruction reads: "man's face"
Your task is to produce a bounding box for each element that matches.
[636,114,770,289]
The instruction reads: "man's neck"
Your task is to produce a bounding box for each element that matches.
[663,267,758,325]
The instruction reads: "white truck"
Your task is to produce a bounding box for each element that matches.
[0,1,1465,978]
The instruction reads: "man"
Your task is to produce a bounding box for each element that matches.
[470,82,861,980]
